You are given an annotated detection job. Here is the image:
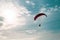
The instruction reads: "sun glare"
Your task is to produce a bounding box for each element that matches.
[0,3,26,30]
[3,9,17,24]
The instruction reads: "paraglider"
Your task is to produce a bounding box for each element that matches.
[34,13,47,27]
[34,13,47,21]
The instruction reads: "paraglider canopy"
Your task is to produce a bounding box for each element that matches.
[34,13,47,21]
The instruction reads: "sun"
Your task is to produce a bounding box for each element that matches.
[2,8,17,24]
[0,2,27,30]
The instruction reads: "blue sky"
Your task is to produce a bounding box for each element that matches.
[0,0,60,40]
[17,0,60,32]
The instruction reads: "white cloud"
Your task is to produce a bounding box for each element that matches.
[39,5,59,14]
[0,30,40,40]
[25,0,35,6]
[0,30,60,40]
[25,29,37,34]
[26,0,30,4]
[0,0,31,30]
[31,2,35,6]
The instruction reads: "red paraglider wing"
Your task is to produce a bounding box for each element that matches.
[34,13,47,21]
